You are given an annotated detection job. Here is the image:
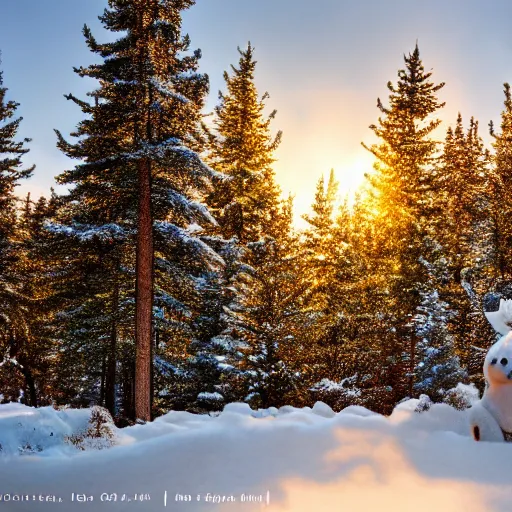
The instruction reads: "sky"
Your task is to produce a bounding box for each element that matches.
[1,0,512,226]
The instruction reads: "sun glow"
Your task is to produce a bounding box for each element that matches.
[276,149,375,229]
[335,152,375,199]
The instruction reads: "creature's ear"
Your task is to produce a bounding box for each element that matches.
[484,298,512,336]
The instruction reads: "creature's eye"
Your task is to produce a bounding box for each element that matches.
[501,358,509,366]
[491,358,498,365]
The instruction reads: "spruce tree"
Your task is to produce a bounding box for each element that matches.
[302,171,344,383]
[438,115,490,279]
[206,43,282,244]
[413,257,467,401]
[489,83,512,280]
[52,0,222,420]
[303,184,390,411]
[436,114,494,375]
[5,193,58,406]
[302,169,338,285]
[347,192,409,413]
[155,237,242,414]
[198,43,304,408]
[362,44,445,400]
[45,211,134,412]
[0,58,35,404]
[0,60,34,297]
[223,198,310,408]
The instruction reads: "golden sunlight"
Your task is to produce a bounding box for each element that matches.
[275,149,375,228]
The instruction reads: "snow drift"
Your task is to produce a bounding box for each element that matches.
[1,398,512,511]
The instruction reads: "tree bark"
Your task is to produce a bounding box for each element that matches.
[135,157,153,422]
[150,333,154,420]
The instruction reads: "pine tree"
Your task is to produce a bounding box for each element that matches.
[413,257,467,401]
[224,198,310,408]
[4,193,59,406]
[302,171,344,384]
[196,43,303,409]
[45,209,134,412]
[154,237,242,414]
[165,44,284,412]
[302,169,338,287]
[489,83,512,280]
[303,170,338,238]
[349,192,412,412]
[438,115,490,278]
[362,44,445,400]
[435,114,494,376]
[0,58,35,404]
[52,0,222,420]
[302,184,393,411]
[206,43,282,244]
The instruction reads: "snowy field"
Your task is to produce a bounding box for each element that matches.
[1,398,512,512]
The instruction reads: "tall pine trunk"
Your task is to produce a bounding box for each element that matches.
[133,4,154,421]
[135,157,153,421]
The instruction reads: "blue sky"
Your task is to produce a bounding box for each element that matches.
[1,0,512,222]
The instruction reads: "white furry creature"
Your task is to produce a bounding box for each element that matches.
[469,299,512,442]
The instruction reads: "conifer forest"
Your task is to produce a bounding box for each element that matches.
[1,0,510,424]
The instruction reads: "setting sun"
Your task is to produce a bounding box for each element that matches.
[274,143,375,226]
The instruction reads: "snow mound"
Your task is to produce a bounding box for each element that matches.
[1,400,512,511]
[339,404,382,417]
[0,404,106,457]
[311,401,336,418]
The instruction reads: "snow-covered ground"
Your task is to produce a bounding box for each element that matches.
[1,398,512,512]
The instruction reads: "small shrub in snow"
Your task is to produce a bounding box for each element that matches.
[197,391,225,413]
[443,383,480,410]
[414,394,432,413]
[310,376,362,411]
[65,406,116,451]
